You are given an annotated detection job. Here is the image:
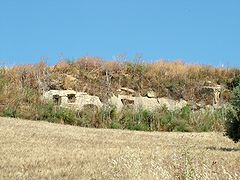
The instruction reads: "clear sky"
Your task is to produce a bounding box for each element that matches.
[0,0,240,67]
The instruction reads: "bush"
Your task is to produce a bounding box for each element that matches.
[55,108,76,125]
[76,105,102,128]
[118,108,151,131]
[152,106,191,132]
[36,103,56,122]
[225,85,240,143]
[110,121,122,129]
[2,106,18,118]
[35,103,77,125]
[191,108,225,132]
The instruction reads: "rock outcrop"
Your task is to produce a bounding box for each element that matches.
[43,88,188,112]
[43,90,103,110]
[147,90,157,98]
[109,94,188,112]
[202,81,222,105]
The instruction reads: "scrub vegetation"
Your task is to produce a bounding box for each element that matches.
[225,84,240,142]
[1,57,240,104]
[1,58,239,132]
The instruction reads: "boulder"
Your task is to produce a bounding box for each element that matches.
[175,99,188,109]
[108,94,124,112]
[120,87,135,94]
[157,97,176,110]
[116,87,136,96]
[43,90,103,110]
[134,97,160,111]
[147,90,157,98]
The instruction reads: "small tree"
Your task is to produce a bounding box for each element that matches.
[225,84,240,143]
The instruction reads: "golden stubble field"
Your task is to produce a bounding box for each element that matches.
[0,117,239,179]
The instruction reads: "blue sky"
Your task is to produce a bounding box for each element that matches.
[0,0,240,67]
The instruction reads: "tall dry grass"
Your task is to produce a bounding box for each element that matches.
[0,117,239,179]
[1,58,239,103]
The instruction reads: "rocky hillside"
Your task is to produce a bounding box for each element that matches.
[0,57,239,106]
[0,57,239,131]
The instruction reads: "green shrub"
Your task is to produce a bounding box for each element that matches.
[225,85,240,143]
[76,105,102,128]
[189,108,225,132]
[36,103,55,121]
[134,109,152,129]
[102,105,122,129]
[153,107,191,132]
[228,75,240,90]
[180,105,191,121]
[2,106,18,118]
[55,108,76,125]
[110,121,122,129]
[159,110,174,131]
[118,108,151,131]
[230,84,240,111]
[101,105,118,123]
[129,123,149,131]
[119,107,135,129]
[0,97,227,133]
[171,118,191,132]
[35,103,77,125]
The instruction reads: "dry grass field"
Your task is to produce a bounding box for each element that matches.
[0,117,239,179]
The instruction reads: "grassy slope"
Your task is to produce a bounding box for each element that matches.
[0,117,239,179]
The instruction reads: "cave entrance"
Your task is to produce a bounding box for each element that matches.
[67,94,76,103]
[53,95,61,105]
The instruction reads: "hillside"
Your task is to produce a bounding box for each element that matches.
[0,117,239,179]
[1,58,240,103]
[0,58,240,131]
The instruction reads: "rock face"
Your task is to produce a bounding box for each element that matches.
[116,87,136,96]
[134,97,187,111]
[43,89,188,112]
[43,90,103,110]
[108,94,124,112]
[109,95,188,112]
[202,83,222,105]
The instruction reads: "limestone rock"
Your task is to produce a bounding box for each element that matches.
[147,90,157,98]
[202,84,222,105]
[43,90,102,110]
[116,87,135,96]
[108,94,124,112]
[134,97,160,111]
[120,87,135,94]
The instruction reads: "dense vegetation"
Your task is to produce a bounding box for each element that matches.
[0,57,239,132]
[0,103,226,132]
[225,84,240,142]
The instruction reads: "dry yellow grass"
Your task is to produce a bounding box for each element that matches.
[0,117,239,179]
